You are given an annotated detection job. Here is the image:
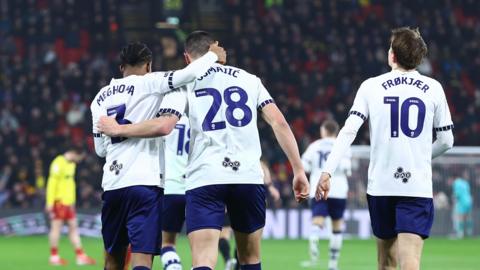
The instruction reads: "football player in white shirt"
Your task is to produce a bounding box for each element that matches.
[301,120,351,270]
[316,27,454,270]
[97,31,310,270]
[160,115,189,270]
[91,42,225,270]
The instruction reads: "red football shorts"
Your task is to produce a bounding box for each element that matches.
[52,202,76,220]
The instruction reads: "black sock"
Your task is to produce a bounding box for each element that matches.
[219,238,231,262]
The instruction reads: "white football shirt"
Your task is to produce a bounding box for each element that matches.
[348,69,453,198]
[159,63,274,190]
[302,138,351,199]
[163,115,189,195]
[91,52,218,191]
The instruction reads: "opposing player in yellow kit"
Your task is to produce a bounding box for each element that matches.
[45,148,96,266]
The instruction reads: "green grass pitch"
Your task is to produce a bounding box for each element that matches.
[0,236,478,269]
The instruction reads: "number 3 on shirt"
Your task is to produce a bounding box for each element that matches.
[195,87,252,131]
[384,96,426,138]
[107,104,131,144]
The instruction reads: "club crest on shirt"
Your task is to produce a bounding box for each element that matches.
[109,160,123,175]
[394,167,411,183]
[222,157,240,171]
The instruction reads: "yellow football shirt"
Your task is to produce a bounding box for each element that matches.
[46,155,76,207]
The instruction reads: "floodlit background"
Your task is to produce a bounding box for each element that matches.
[0,0,479,269]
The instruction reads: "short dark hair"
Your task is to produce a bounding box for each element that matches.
[322,120,339,136]
[120,42,152,67]
[390,27,427,70]
[185,31,215,58]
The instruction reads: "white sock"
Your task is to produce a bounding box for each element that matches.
[161,249,182,270]
[328,232,343,270]
[309,225,322,261]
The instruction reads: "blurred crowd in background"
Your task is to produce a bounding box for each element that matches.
[0,0,479,209]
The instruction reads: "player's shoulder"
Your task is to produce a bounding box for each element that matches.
[223,64,259,82]
[51,155,66,166]
[416,72,444,93]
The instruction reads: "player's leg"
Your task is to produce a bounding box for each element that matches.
[367,195,398,270]
[233,228,263,268]
[186,185,227,270]
[127,186,165,270]
[308,198,327,264]
[105,246,129,270]
[453,202,465,238]
[376,238,398,270]
[66,216,96,265]
[465,206,473,237]
[228,184,266,270]
[397,233,423,270]
[49,216,67,265]
[220,224,237,270]
[161,194,186,270]
[102,189,129,270]
[395,196,434,270]
[327,198,347,270]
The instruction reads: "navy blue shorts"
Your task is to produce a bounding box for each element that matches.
[162,194,186,233]
[186,184,266,234]
[310,198,346,220]
[367,194,434,239]
[101,186,163,255]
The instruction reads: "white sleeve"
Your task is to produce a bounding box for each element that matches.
[301,146,314,174]
[145,51,218,94]
[323,115,364,175]
[348,80,370,121]
[91,102,107,158]
[432,130,454,159]
[433,85,454,131]
[157,87,188,118]
[256,78,275,110]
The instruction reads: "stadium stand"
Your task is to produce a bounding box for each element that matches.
[0,0,478,208]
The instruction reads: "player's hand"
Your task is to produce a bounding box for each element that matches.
[97,116,120,137]
[315,172,331,201]
[209,41,226,64]
[268,185,281,202]
[292,172,309,203]
[45,206,54,219]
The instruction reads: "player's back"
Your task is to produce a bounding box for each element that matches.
[355,70,453,198]
[302,138,351,199]
[91,73,167,191]
[185,64,273,190]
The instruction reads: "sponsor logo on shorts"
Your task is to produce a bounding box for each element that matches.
[222,157,240,171]
[109,160,123,175]
[394,167,411,183]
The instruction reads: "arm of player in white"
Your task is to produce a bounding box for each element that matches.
[91,104,107,157]
[323,115,364,176]
[97,89,187,138]
[261,103,304,174]
[431,85,454,159]
[146,51,218,94]
[432,130,453,159]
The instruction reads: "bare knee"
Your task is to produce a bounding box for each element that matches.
[312,216,325,227]
[188,229,220,269]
